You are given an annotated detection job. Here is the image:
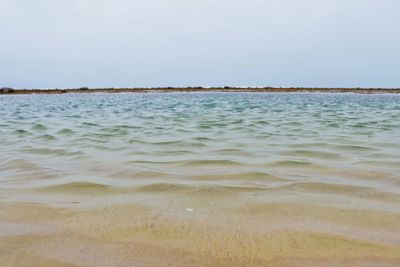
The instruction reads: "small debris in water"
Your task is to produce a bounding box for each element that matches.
[185,208,195,213]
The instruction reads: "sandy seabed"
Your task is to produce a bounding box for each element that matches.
[1,190,400,267]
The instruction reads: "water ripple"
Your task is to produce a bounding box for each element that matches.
[0,92,399,206]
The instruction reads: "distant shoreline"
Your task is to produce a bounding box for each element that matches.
[2,87,400,95]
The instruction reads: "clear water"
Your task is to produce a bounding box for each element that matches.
[1,93,400,266]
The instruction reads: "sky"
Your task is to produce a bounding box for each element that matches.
[1,0,399,89]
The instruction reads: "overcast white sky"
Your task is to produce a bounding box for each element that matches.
[1,0,399,88]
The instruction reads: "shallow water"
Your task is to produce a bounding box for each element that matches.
[1,93,400,266]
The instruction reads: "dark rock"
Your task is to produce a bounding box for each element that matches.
[0,87,15,94]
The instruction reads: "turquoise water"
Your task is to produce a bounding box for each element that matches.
[1,93,400,204]
[1,93,400,266]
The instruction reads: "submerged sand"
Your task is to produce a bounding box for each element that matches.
[1,197,400,267]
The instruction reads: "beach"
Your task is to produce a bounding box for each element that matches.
[1,92,400,266]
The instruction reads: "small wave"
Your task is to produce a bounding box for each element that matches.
[197,124,212,129]
[136,183,189,192]
[278,182,363,194]
[148,140,186,146]
[181,159,241,167]
[369,142,400,149]
[129,139,207,147]
[37,182,117,194]
[211,148,253,157]
[352,123,369,128]
[56,128,75,135]
[13,129,31,136]
[1,159,40,170]
[114,125,141,129]
[191,172,289,182]
[98,127,128,135]
[82,122,99,127]
[150,150,200,156]
[279,150,343,160]
[267,160,314,168]
[333,145,377,152]
[21,148,83,157]
[327,123,340,128]
[31,123,48,131]
[109,170,169,179]
[355,160,400,168]
[136,183,264,194]
[254,120,270,126]
[280,121,303,127]
[192,137,212,141]
[38,134,57,141]
[289,143,333,149]
[125,159,240,167]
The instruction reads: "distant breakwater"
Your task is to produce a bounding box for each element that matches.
[2,87,400,95]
